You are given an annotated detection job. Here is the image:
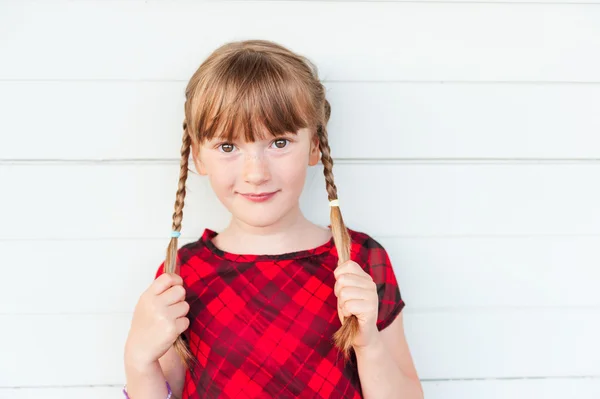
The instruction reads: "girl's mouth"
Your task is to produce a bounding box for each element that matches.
[239,191,279,202]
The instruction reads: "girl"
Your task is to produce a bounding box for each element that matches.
[124,40,422,399]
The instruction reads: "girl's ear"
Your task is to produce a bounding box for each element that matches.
[309,134,321,166]
[191,141,208,175]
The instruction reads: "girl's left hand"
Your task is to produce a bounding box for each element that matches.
[333,260,380,349]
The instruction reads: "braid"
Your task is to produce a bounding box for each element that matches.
[165,120,198,372]
[317,122,359,359]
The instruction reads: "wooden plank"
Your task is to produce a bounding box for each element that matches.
[2,81,600,160]
[422,378,600,399]
[1,310,598,386]
[406,309,600,379]
[1,236,599,314]
[1,2,599,81]
[275,0,600,3]
[2,163,600,240]
[0,387,117,399]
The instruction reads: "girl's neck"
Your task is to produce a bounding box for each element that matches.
[212,210,332,256]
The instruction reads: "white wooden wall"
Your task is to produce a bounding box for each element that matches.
[1,1,599,398]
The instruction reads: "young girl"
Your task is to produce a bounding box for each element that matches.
[123,40,422,399]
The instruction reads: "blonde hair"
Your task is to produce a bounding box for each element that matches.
[164,40,358,370]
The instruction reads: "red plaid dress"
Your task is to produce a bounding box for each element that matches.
[155,228,404,398]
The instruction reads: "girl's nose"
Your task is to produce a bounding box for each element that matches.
[243,153,271,185]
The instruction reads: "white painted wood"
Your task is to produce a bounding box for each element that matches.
[2,163,600,240]
[406,309,600,379]
[2,81,600,160]
[0,387,118,399]
[422,378,600,398]
[272,0,600,3]
[3,378,600,399]
[2,236,599,315]
[1,311,599,386]
[1,2,600,82]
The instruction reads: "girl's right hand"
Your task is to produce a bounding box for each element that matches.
[124,272,190,369]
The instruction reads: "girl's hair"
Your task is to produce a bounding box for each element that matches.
[164,40,358,370]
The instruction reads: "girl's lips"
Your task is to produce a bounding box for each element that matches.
[239,191,278,202]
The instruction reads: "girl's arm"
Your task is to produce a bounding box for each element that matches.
[354,313,423,399]
[334,260,423,399]
[124,345,185,399]
[158,346,187,399]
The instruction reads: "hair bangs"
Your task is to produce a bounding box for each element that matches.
[191,51,317,144]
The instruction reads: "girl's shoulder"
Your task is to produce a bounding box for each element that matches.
[346,227,405,330]
[346,227,390,260]
[153,230,213,279]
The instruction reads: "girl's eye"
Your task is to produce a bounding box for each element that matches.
[272,139,289,149]
[218,143,236,153]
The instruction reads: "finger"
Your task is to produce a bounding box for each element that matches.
[174,316,190,334]
[161,284,187,306]
[334,274,373,297]
[339,302,352,320]
[338,286,373,308]
[341,299,372,318]
[168,300,190,319]
[334,260,366,279]
[152,273,184,295]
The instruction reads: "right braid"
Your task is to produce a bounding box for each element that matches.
[165,120,198,371]
[317,119,359,359]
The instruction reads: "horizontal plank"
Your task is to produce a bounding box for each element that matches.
[1,2,600,81]
[264,0,600,3]
[422,378,600,398]
[2,236,600,314]
[408,309,600,379]
[3,81,600,160]
[2,163,600,240]
[1,310,599,386]
[307,0,599,2]
[3,378,600,399]
[380,235,600,310]
[0,387,117,399]
[0,314,130,387]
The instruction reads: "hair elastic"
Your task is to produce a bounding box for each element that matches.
[123,380,172,399]
[329,199,340,207]
[171,231,181,238]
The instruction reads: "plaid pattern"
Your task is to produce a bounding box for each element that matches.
[155,228,404,398]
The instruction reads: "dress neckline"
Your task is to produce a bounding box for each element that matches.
[201,228,335,262]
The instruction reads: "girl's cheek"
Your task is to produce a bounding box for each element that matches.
[208,154,242,174]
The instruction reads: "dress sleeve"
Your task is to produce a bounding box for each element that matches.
[365,237,405,331]
[155,261,166,279]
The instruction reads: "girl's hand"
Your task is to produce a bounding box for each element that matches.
[124,273,190,369]
[333,260,380,349]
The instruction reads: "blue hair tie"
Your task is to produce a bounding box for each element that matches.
[171,231,181,238]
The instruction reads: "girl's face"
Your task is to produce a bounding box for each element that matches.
[192,127,321,228]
